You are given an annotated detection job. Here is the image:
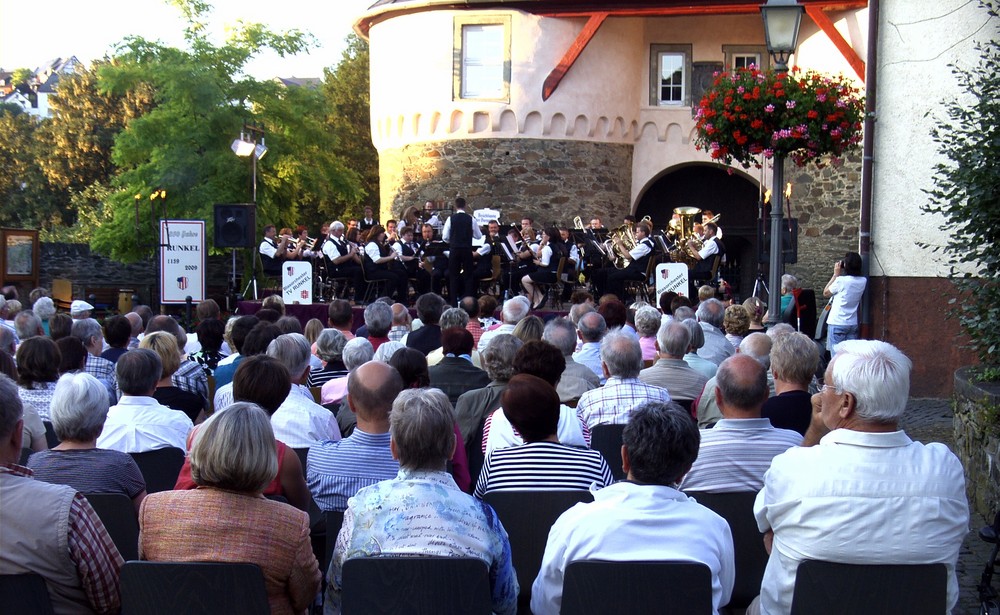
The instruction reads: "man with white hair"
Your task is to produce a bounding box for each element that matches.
[577,330,671,428]
[72,318,116,402]
[267,333,341,448]
[542,318,600,402]
[322,220,363,303]
[696,298,735,365]
[638,320,709,402]
[571,311,607,382]
[751,340,969,615]
[14,310,43,342]
[696,332,772,428]
[477,295,530,352]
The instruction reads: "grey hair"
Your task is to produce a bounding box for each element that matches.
[680,318,705,350]
[190,402,277,493]
[657,321,691,358]
[116,349,162,396]
[0,374,23,439]
[342,337,374,371]
[543,317,578,356]
[50,372,109,441]
[623,401,700,486]
[577,311,607,343]
[634,306,662,337]
[716,354,769,410]
[568,302,596,325]
[674,306,696,322]
[374,341,405,363]
[439,307,469,330]
[0,326,14,355]
[33,297,55,321]
[600,328,643,379]
[767,323,795,341]
[331,221,345,232]
[502,296,531,324]
[830,340,912,423]
[14,310,42,341]
[315,328,347,363]
[266,333,312,380]
[771,332,820,386]
[739,332,773,369]
[480,334,523,382]
[364,301,393,337]
[389,387,456,471]
[781,274,799,293]
[695,298,725,328]
[71,317,103,347]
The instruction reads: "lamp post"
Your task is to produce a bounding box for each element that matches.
[761,0,803,326]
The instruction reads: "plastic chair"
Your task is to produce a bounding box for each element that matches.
[84,493,140,562]
[789,561,947,615]
[341,555,491,615]
[121,561,269,615]
[323,510,345,575]
[129,448,185,493]
[561,560,713,615]
[589,423,626,480]
[683,490,766,609]
[484,490,594,614]
[0,573,55,614]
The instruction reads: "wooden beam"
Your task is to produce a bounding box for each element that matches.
[805,5,866,81]
[542,12,609,101]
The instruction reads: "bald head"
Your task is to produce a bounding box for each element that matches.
[715,354,769,416]
[347,361,404,430]
[125,312,143,337]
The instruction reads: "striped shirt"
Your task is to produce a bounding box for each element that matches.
[577,377,671,428]
[27,448,147,498]
[474,441,615,498]
[306,429,398,512]
[680,418,803,493]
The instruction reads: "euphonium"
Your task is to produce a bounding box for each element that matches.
[604,223,637,269]
[573,216,585,230]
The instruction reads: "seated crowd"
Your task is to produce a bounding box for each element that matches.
[0,286,969,615]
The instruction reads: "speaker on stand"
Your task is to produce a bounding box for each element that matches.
[213,204,256,308]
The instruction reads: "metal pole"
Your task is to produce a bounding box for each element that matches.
[766,153,785,327]
[252,151,257,204]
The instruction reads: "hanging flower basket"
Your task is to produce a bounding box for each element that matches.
[694,66,865,168]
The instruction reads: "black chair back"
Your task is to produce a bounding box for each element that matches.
[0,573,55,615]
[120,561,269,614]
[789,561,947,615]
[341,556,491,615]
[484,490,594,615]
[128,448,185,493]
[293,447,310,479]
[561,560,713,615]
[42,421,60,448]
[84,493,140,562]
[18,447,31,465]
[589,424,626,480]
[323,510,346,576]
[683,490,766,609]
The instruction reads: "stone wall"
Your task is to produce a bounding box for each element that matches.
[784,152,863,291]
[378,138,635,227]
[953,368,1000,519]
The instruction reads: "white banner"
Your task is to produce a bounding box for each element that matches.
[473,208,501,226]
[282,261,313,305]
[655,262,690,300]
[160,220,205,304]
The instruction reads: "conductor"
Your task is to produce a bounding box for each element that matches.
[442,197,482,304]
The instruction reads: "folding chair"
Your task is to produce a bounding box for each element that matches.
[789,561,947,615]
[589,423,626,481]
[484,490,594,614]
[84,493,140,562]
[561,560,713,615]
[341,555,491,614]
[129,448,185,493]
[120,561,269,615]
[0,573,55,615]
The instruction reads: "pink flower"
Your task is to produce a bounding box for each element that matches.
[816,94,827,102]
[765,104,775,113]
[786,100,797,109]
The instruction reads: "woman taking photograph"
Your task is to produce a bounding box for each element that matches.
[362,224,409,303]
[823,251,867,357]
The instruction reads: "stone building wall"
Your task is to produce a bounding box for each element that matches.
[953,368,1000,519]
[378,138,635,227]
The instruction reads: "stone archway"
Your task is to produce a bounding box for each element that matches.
[635,164,765,299]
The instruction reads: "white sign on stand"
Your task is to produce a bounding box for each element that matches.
[473,208,501,226]
[655,263,690,299]
[282,261,313,305]
[160,220,205,304]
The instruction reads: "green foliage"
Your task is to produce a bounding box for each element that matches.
[0,110,61,229]
[923,0,1000,376]
[10,68,32,86]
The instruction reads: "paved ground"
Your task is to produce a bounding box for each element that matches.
[901,398,993,614]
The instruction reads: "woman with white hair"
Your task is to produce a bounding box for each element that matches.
[634,305,662,361]
[27,372,147,512]
[320,337,374,405]
[307,329,348,387]
[33,296,56,336]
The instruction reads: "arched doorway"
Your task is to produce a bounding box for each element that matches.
[635,164,764,300]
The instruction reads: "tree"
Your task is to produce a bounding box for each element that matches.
[324,33,379,216]
[0,110,60,229]
[923,0,1000,379]
[91,0,363,262]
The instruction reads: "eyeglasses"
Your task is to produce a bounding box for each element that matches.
[820,384,839,394]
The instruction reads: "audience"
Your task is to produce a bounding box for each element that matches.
[388,303,411,342]
[56,336,88,374]
[723,304,751,349]
[141,331,205,423]
[308,328,349,387]
[212,315,260,388]
[577,330,670,428]
[33,296,56,336]
[267,333,342,449]
[762,331,821,435]
[321,337,374,409]
[571,311,608,382]
[511,314,544,344]
[213,322,282,409]
[48,313,73,341]
[680,317,718,380]
[696,298,735,365]
[428,327,490,406]
[327,299,355,341]
[634,305,661,361]
[405,293,447,355]
[100,314,131,364]
[362,301,393,352]
[455,334,523,453]
[460,295,484,348]
[16,336,62,420]
[189,318,227,375]
[478,295,530,351]
[697,332,773,428]
[14,309,44,342]
[542,317,600,402]
[72,318,116,402]
[638,320,709,403]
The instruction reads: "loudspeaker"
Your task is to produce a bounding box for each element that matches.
[757,218,798,264]
[213,204,256,248]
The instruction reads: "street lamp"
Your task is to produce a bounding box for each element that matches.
[761,0,803,327]
[232,124,266,202]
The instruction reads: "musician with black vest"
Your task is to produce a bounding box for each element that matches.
[591,221,655,300]
[688,221,726,280]
[363,224,409,303]
[442,197,482,304]
[359,206,379,232]
[258,224,291,278]
[322,221,364,302]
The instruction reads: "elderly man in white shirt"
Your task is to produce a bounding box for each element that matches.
[750,340,969,615]
[97,349,193,452]
[695,298,734,366]
[477,295,530,352]
[266,333,341,449]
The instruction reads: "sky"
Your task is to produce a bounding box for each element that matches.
[0,0,374,79]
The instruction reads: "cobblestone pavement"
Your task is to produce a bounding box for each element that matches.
[902,398,993,614]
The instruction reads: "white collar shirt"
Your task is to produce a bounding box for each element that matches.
[577,376,671,428]
[270,384,342,448]
[571,342,604,383]
[697,323,735,366]
[477,323,516,353]
[97,395,193,453]
[753,428,969,615]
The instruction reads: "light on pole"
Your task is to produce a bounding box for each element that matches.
[761,0,803,326]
